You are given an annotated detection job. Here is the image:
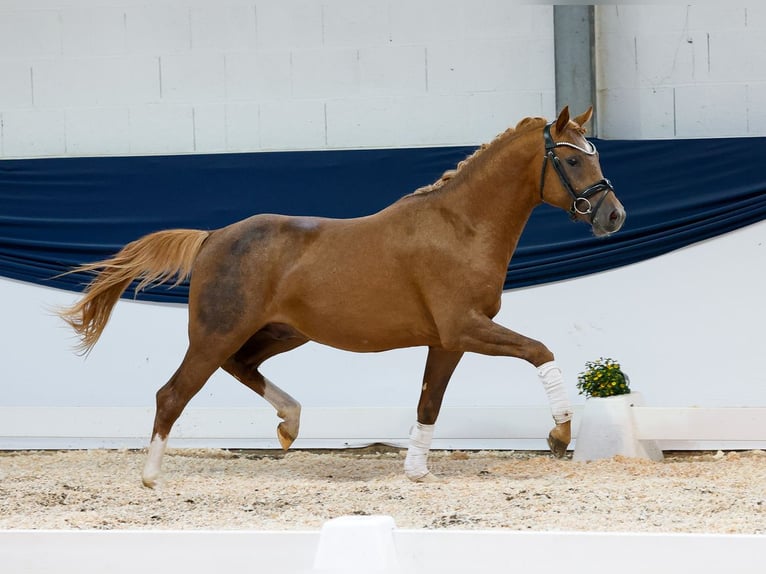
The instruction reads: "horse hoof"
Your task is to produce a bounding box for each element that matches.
[277,422,297,450]
[547,433,568,458]
[407,471,440,483]
[141,474,159,489]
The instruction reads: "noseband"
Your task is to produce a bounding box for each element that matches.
[539,122,615,222]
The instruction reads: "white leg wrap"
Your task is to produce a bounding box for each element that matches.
[404,422,434,481]
[537,361,573,424]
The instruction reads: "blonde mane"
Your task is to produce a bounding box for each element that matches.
[412,116,547,195]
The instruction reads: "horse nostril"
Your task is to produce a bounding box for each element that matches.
[609,210,619,222]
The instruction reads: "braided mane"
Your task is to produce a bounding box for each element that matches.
[412,116,547,195]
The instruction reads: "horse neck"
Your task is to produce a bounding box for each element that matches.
[440,130,542,263]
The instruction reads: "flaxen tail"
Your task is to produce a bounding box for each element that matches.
[59,228,209,354]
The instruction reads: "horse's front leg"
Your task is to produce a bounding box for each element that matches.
[446,311,572,458]
[405,347,463,482]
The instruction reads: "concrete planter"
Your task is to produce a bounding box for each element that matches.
[573,392,663,462]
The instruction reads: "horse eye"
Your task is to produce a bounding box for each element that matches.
[566,157,579,167]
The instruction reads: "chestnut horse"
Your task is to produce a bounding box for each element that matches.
[60,107,625,487]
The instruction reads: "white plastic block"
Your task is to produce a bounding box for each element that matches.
[61,6,127,57]
[160,54,225,102]
[259,100,325,150]
[65,108,130,156]
[358,46,427,96]
[125,4,191,54]
[1,109,66,157]
[224,51,291,101]
[573,392,663,462]
[128,104,194,155]
[322,0,391,47]
[33,57,160,107]
[190,4,256,52]
[312,515,400,574]
[0,10,61,58]
[255,0,322,49]
[0,62,33,108]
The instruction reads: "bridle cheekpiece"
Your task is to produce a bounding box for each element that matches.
[539,122,615,222]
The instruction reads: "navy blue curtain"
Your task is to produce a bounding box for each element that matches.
[1,137,764,303]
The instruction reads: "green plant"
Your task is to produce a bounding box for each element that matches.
[576,357,630,398]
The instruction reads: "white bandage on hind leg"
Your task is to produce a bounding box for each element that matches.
[404,422,434,480]
[537,361,573,424]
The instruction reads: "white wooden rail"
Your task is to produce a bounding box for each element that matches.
[1,518,763,574]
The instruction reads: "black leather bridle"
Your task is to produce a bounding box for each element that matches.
[539,122,615,222]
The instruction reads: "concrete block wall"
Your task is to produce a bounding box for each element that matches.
[597,5,766,139]
[0,0,555,158]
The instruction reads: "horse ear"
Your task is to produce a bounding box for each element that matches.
[573,106,594,129]
[554,106,570,134]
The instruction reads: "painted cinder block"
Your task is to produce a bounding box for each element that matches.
[674,84,748,138]
[0,10,61,58]
[1,109,66,157]
[597,87,674,139]
[427,38,553,95]
[255,0,323,49]
[160,53,226,102]
[321,0,391,48]
[358,46,427,96]
[129,104,194,155]
[225,102,260,151]
[746,83,766,135]
[125,4,191,54]
[33,57,160,107]
[462,4,553,41]
[0,62,33,108]
[326,95,474,149]
[61,6,127,57]
[707,30,766,83]
[388,0,466,45]
[192,104,227,153]
[224,51,291,101]
[259,100,326,150]
[190,4,256,52]
[65,107,130,156]
[634,32,708,88]
[290,48,360,99]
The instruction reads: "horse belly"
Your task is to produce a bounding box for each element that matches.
[276,274,438,352]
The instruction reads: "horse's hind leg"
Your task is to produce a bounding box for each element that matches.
[222,326,308,450]
[142,348,224,488]
[405,347,463,482]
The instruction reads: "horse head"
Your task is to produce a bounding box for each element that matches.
[539,106,626,237]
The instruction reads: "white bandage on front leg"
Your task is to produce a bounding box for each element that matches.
[404,422,434,481]
[537,361,573,424]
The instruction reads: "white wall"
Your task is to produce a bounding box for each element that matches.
[596,5,766,138]
[0,0,555,157]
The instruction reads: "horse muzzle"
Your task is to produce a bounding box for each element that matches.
[592,204,626,237]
